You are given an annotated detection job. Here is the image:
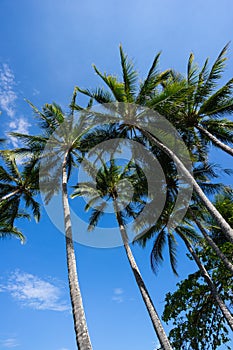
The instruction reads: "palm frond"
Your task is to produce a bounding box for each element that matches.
[150,229,167,273]
[76,87,114,104]
[137,52,171,104]
[88,202,107,230]
[167,231,178,275]
[119,45,138,102]
[93,65,126,102]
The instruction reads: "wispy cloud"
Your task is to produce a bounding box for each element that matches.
[8,117,31,147]
[112,288,124,303]
[0,337,19,348]
[32,88,40,96]
[0,64,17,118]
[0,270,70,312]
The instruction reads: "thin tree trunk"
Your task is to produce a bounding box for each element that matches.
[62,154,92,350]
[196,124,233,157]
[178,231,233,331]
[0,189,20,202]
[188,208,233,275]
[137,126,233,244]
[114,202,173,350]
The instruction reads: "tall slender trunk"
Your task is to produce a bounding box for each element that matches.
[114,202,173,350]
[0,189,20,202]
[196,124,233,157]
[178,230,233,331]
[188,208,233,274]
[62,154,92,350]
[137,126,233,244]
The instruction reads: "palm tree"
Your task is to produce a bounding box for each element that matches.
[128,152,233,330]
[9,100,93,350]
[155,44,233,157]
[143,206,233,331]
[0,152,40,223]
[135,160,233,274]
[74,46,233,243]
[71,158,173,350]
[176,226,233,331]
[0,209,25,243]
[188,207,233,274]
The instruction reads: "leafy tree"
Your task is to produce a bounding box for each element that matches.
[162,240,233,350]
[162,193,233,349]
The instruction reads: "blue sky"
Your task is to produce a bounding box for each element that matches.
[0,0,233,349]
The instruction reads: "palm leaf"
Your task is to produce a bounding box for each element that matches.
[167,231,178,275]
[150,229,167,273]
[119,45,138,102]
[88,202,107,230]
[93,65,126,102]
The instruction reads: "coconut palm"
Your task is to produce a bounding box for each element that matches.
[134,161,233,330]
[135,160,233,273]
[0,152,40,223]
[8,100,93,350]
[188,207,233,274]
[143,207,233,331]
[0,207,25,243]
[74,46,233,243]
[71,158,173,350]
[154,44,233,157]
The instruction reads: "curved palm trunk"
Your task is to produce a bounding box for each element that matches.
[196,124,233,157]
[114,203,173,350]
[0,189,20,202]
[62,155,92,350]
[188,208,233,274]
[137,127,233,244]
[179,231,233,331]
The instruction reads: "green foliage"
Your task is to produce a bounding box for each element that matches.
[162,193,233,349]
[162,241,233,350]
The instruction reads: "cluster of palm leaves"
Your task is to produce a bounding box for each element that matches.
[1,45,233,350]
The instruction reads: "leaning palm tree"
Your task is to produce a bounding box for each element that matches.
[141,206,233,331]
[71,158,173,350]
[134,161,233,330]
[135,159,233,275]
[188,207,233,274]
[9,101,93,350]
[74,46,233,243]
[156,44,233,157]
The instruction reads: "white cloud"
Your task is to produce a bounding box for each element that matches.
[0,337,19,348]
[112,288,124,303]
[8,117,31,147]
[0,270,69,312]
[0,64,17,118]
[32,88,40,96]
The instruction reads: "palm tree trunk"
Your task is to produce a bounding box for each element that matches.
[188,208,233,274]
[0,189,20,202]
[196,125,233,157]
[62,154,92,350]
[137,127,233,244]
[178,231,233,331]
[114,203,173,350]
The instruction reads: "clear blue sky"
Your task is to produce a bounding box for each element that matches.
[0,0,233,349]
